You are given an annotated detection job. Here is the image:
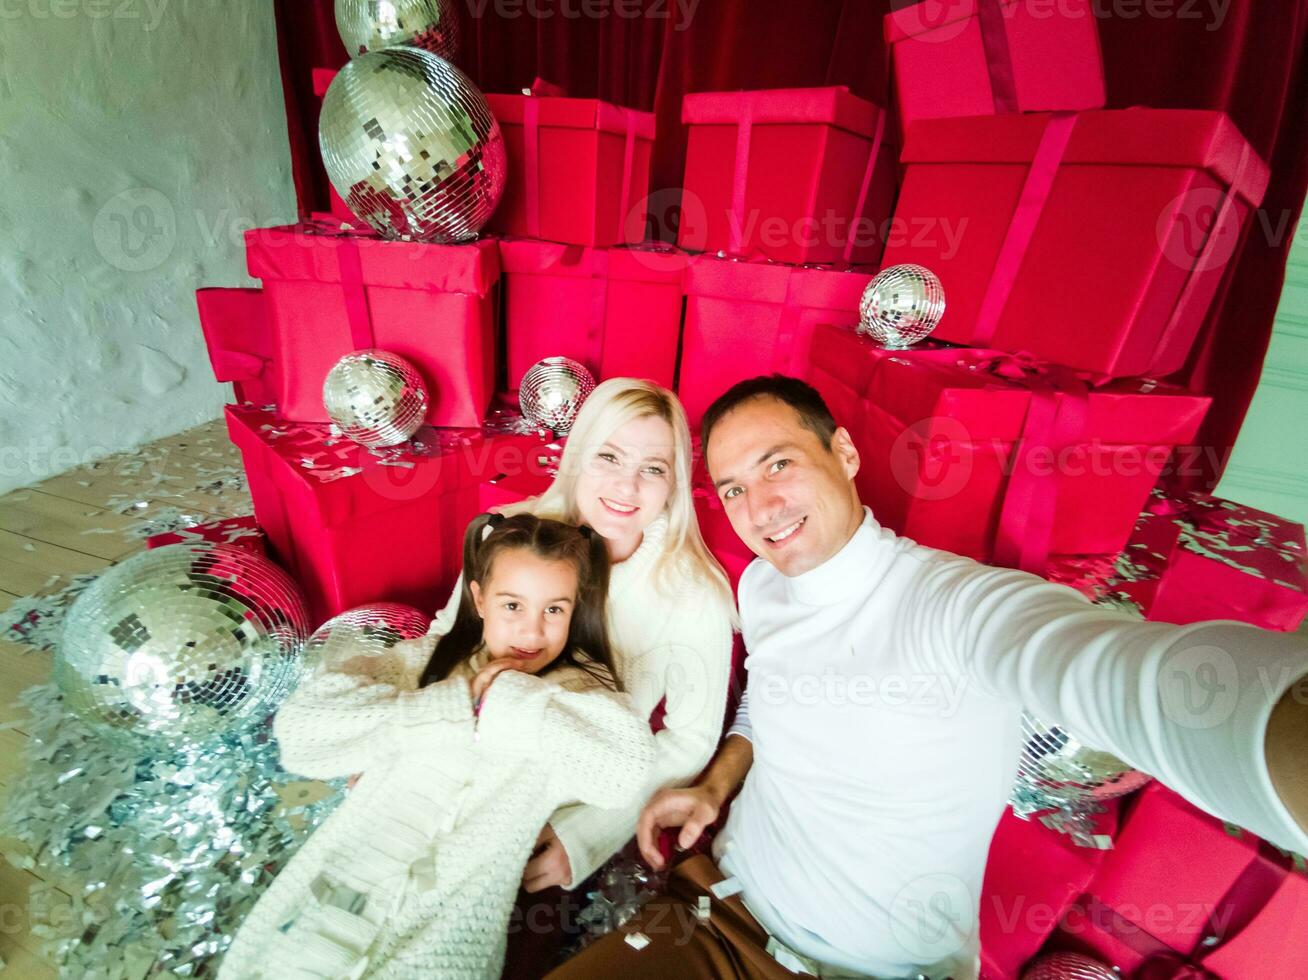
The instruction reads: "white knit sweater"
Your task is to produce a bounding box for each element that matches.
[429,514,736,887]
[217,640,655,980]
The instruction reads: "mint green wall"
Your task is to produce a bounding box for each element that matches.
[1216,207,1308,524]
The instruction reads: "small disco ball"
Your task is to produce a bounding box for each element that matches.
[323,349,429,449]
[1016,711,1152,808]
[319,46,506,243]
[57,543,310,747]
[305,603,431,673]
[1022,951,1120,980]
[858,263,946,349]
[335,0,459,60]
[518,357,596,433]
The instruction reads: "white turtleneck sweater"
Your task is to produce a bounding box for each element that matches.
[429,514,736,887]
[714,507,1308,980]
[218,643,654,980]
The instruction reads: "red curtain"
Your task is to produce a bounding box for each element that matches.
[271,0,1307,490]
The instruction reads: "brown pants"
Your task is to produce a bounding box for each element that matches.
[544,855,807,979]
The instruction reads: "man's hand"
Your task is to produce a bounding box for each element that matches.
[522,823,571,892]
[636,784,722,871]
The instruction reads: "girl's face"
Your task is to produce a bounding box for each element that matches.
[573,414,676,548]
[469,548,579,675]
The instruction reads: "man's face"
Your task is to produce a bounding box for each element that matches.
[706,396,863,577]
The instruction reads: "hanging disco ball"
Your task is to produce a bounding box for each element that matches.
[858,263,946,349]
[518,357,596,433]
[305,602,431,673]
[56,543,310,747]
[1022,951,1120,980]
[335,0,459,60]
[319,46,506,243]
[1015,711,1152,809]
[323,349,429,449]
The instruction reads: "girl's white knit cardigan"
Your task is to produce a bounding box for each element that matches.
[217,639,654,980]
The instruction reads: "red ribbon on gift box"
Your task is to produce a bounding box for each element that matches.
[975,0,1020,113]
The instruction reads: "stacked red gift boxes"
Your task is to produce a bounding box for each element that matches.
[190,2,1308,976]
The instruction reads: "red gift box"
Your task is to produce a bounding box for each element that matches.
[679,86,897,266]
[1047,783,1308,978]
[805,324,1210,571]
[978,806,1119,980]
[885,0,1105,134]
[242,222,500,428]
[1049,490,1308,632]
[226,404,494,624]
[882,109,1270,377]
[473,427,562,513]
[499,238,687,390]
[146,515,267,554]
[196,287,279,407]
[678,257,873,426]
[484,86,655,247]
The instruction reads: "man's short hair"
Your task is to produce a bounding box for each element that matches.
[701,375,838,453]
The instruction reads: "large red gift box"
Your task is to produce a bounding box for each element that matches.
[1047,783,1308,978]
[678,257,873,426]
[884,0,1105,133]
[241,223,500,428]
[484,87,655,246]
[226,404,491,624]
[195,287,279,407]
[978,807,1119,980]
[499,239,687,390]
[882,109,1270,377]
[805,324,1210,571]
[1048,489,1308,632]
[679,86,897,266]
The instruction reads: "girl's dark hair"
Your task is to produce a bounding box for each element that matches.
[417,513,619,691]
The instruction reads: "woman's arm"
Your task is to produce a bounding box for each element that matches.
[547,592,735,887]
[912,554,1308,855]
[273,637,475,780]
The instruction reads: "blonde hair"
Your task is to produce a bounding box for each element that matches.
[504,378,738,628]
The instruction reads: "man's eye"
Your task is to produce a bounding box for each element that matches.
[769,459,791,474]
[723,486,742,500]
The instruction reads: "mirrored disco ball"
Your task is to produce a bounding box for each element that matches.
[1017,711,1152,807]
[1022,952,1120,980]
[57,543,310,747]
[858,263,946,349]
[319,46,506,243]
[305,602,431,673]
[335,0,459,60]
[323,349,429,448]
[519,357,596,433]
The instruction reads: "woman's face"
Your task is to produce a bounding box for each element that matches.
[572,414,677,548]
[470,548,578,675]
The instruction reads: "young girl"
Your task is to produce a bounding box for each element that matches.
[218,514,655,980]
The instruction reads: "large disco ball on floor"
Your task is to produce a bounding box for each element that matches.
[56,543,310,747]
[335,0,460,61]
[319,46,506,243]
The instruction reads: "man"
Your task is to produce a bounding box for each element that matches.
[548,376,1308,980]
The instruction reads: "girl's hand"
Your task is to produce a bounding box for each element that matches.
[470,658,518,707]
[522,823,572,892]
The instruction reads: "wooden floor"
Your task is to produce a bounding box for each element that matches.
[0,418,250,977]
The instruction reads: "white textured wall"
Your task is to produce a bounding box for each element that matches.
[0,0,297,494]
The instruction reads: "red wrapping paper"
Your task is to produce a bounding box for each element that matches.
[484,88,655,247]
[885,0,1106,133]
[1046,783,1308,978]
[805,323,1210,568]
[1048,489,1308,632]
[678,257,873,426]
[242,222,500,428]
[882,109,1270,378]
[679,86,897,266]
[499,239,687,390]
[195,287,279,408]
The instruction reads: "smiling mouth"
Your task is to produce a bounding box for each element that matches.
[510,647,541,660]
[764,517,806,545]
[600,497,639,516]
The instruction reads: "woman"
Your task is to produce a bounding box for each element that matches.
[428,378,738,895]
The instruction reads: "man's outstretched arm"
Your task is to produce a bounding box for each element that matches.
[913,555,1308,855]
[635,694,755,870]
